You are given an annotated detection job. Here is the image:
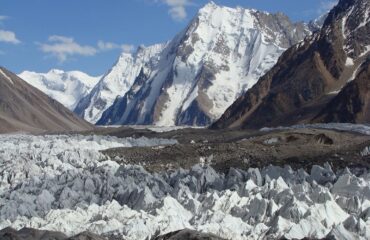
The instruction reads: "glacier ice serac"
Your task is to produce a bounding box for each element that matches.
[77,1,312,126]
[18,69,101,110]
[1,134,370,239]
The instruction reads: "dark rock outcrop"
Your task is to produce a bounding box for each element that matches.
[151,229,225,240]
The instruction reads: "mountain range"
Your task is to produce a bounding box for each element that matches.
[11,0,370,130]
[96,3,315,126]
[1,1,370,239]
[71,2,315,126]
[212,0,370,129]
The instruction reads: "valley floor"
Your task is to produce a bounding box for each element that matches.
[1,124,370,239]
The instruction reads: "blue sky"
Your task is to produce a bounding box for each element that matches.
[0,0,337,76]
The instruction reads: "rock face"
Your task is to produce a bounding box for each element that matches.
[74,44,166,123]
[94,2,311,126]
[313,58,370,123]
[212,0,370,129]
[0,66,93,133]
[18,69,101,110]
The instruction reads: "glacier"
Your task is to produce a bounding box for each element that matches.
[0,133,370,239]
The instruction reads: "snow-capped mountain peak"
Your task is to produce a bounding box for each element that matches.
[49,68,64,74]
[18,69,101,110]
[96,3,312,126]
[74,43,166,123]
[204,0,217,7]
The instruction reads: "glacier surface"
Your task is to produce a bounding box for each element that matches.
[0,134,370,239]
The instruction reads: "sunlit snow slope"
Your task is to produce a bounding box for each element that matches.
[19,69,101,110]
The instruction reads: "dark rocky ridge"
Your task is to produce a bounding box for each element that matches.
[212,0,370,129]
[0,227,106,240]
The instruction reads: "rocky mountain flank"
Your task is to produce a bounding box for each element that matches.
[0,66,93,133]
[86,2,312,126]
[212,0,370,129]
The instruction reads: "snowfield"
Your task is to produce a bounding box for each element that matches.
[19,69,101,110]
[1,134,370,239]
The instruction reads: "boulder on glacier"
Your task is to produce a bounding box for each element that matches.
[152,229,225,240]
